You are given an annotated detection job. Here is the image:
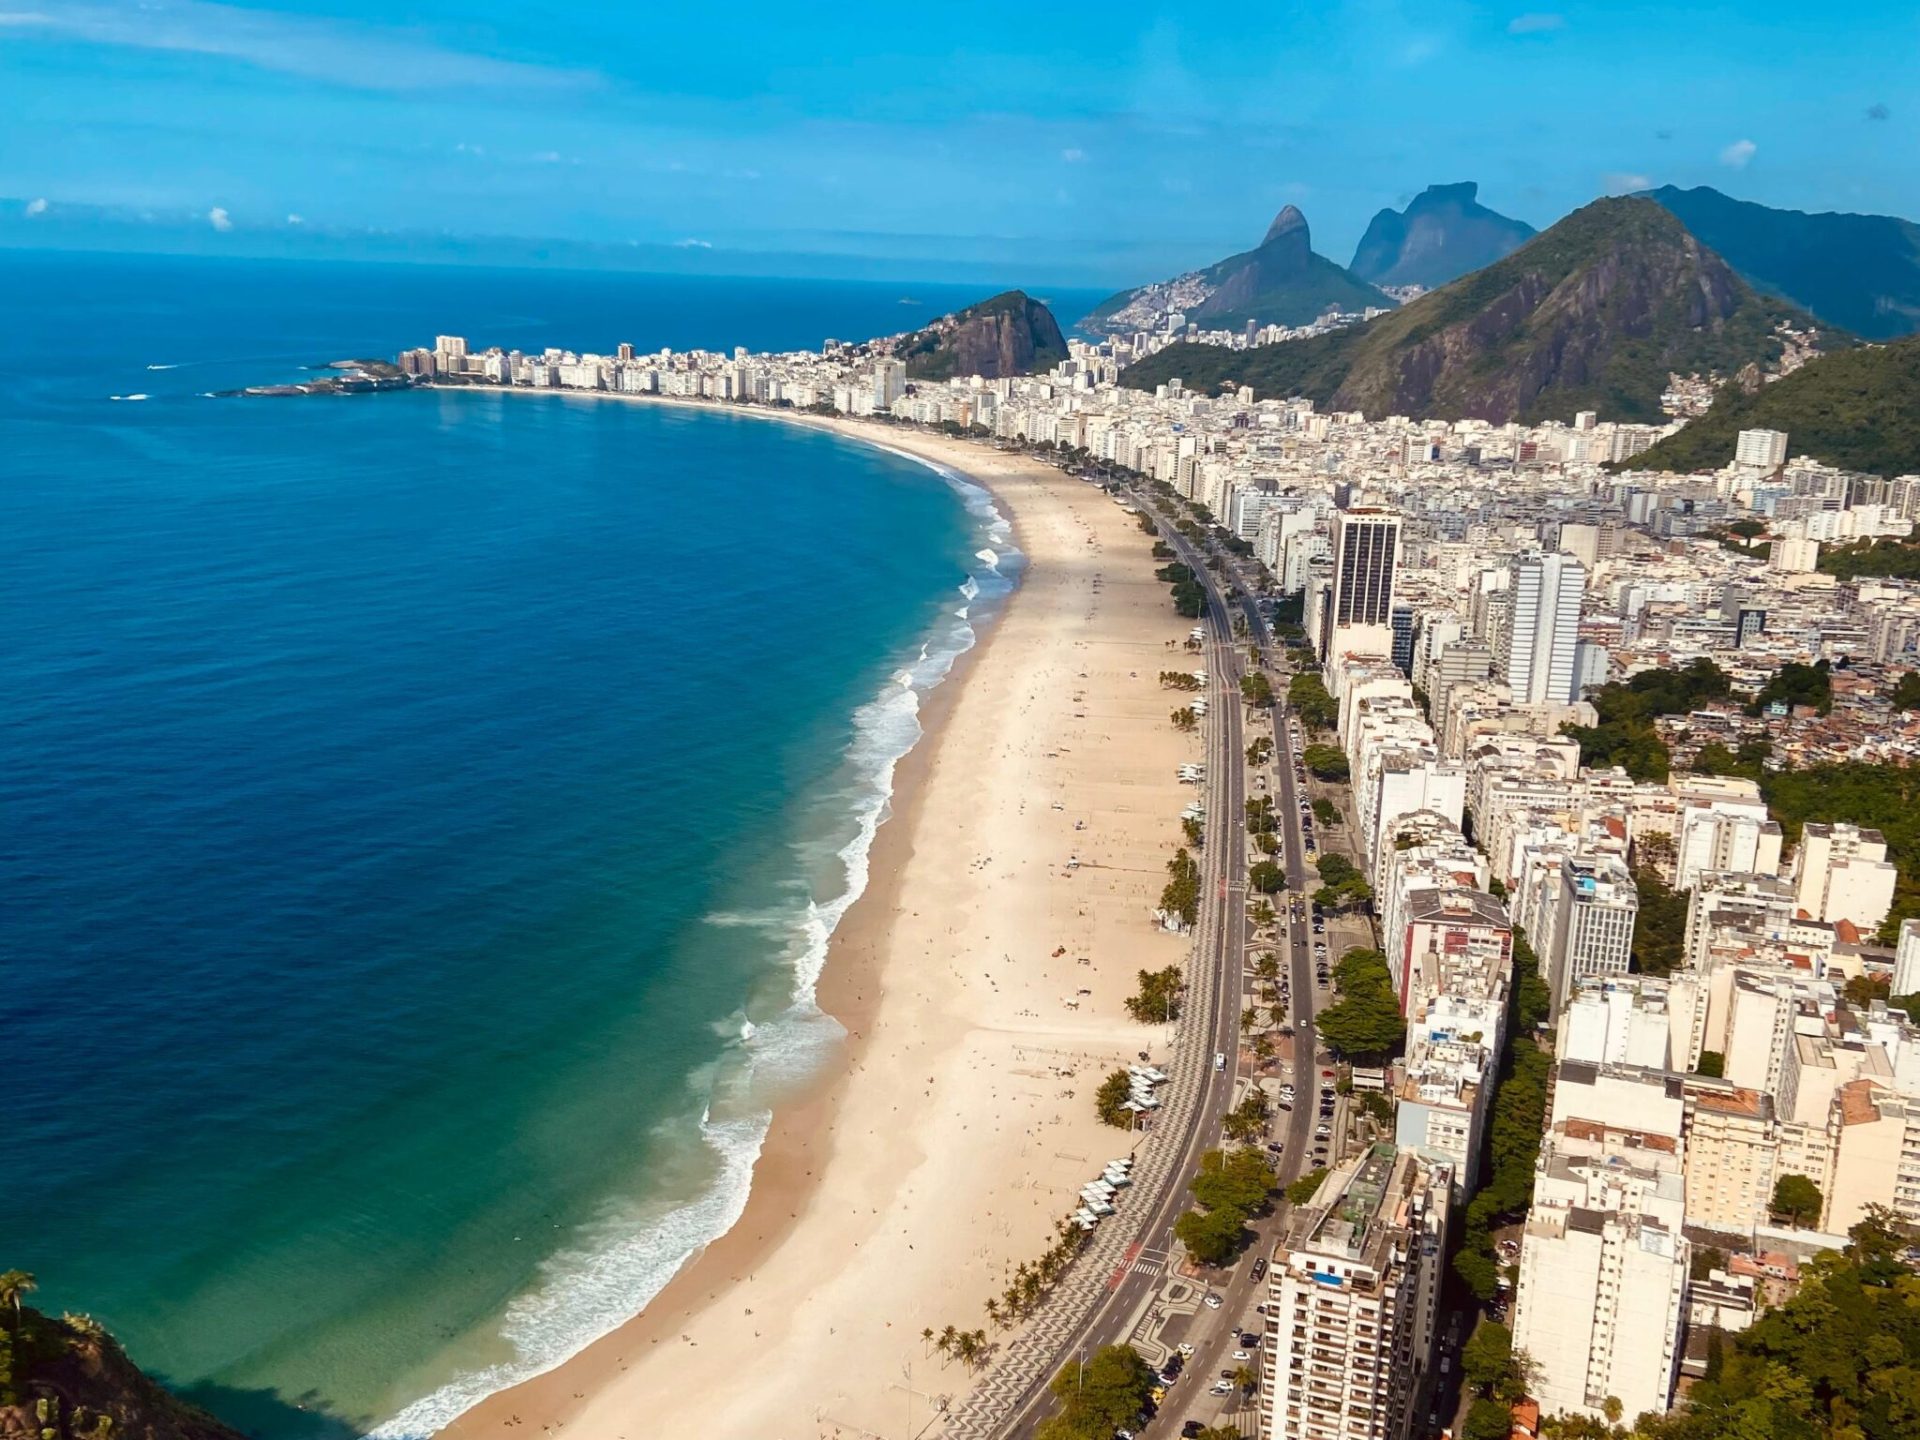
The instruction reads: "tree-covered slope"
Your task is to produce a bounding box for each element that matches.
[1628,334,1920,475]
[1648,184,1920,340]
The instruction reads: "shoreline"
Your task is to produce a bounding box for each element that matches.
[432,399,1195,1439]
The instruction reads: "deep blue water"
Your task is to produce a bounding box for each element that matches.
[0,253,1097,1434]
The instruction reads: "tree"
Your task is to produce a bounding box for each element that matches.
[1286,1168,1329,1205]
[1315,949,1404,1060]
[1175,1202,1247,1266]
[1893,672,1920,711]
[1126,966,1185,1023]
[1302,743,1350,781]
[1039,1345,1157,1440]
[1748,659,1833,717]
[1695,1049,1726,1078]
[1630,866,1688,976]
[1095,1069,1134,1128]
[1161,850,1201,929]
[1771,1173,1823,1226]
[1248,859,1286,894]
[1288,672,1337,731]
[1462,1322,1515,1395]
[1240,671,1275,708]
[1464,1399,1514,1440]
[0,1272,34,1335]
[1223,1089,1271,1143]
[1311,796,1340,827]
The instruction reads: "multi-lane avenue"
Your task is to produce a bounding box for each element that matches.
[983,496,1329,1440]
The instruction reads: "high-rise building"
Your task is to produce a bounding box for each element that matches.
[1735,428,1789,468]
[1322,508,1401,662]
[1896,919,1920,995]
[1496,552,1586,704]
[871,358,907,411]
[1263,1145,1451,1440]
[1547,854,1639,1014]
[1510,1192,1689,1422]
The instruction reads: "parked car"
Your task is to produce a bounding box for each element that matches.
[1204,1292,1224,1309]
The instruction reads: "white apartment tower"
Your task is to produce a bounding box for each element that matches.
[1734,428,1790,468]
[1547,855,1639,1014]
[1263,1145,1451,1440]
[1497,552,1587,704]
[1510,1205,1688,1422]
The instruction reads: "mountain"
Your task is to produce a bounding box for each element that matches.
[1348,182,1536,289]
[1120,196,1816,425]
[0,1304,247,1440]
[1628,334,1920,476]
[1080,207,1389,334]
[1646,185,1920,340]
[894,290,1067,380]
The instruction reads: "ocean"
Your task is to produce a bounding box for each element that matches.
[0,251,1103,1435]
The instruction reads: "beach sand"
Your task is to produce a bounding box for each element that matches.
[441,421,1196,1439]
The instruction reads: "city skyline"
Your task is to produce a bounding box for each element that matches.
[1,1,1915,284]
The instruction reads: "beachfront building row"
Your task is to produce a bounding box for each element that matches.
[1262,1145,1452,1440]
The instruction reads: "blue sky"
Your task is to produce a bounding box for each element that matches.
[1,0,1914,284]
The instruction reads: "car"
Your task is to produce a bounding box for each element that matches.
[1315,1124,1331,1137]
[1203,1292,1224,1309]
[1266,1141,1284,1153]
[1251,1259,1268,1281]
[1209,1380,1234,1395]
[1183,1424,1206,1439]
[1177,1342,1196,1358]
[1240,1330,1261,1346]
[1232,1349,1252,1362]
[1213,1051,1226,1071]
[1219,1370,1236,1381]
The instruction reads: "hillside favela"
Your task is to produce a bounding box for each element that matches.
[6,9,1920,1440]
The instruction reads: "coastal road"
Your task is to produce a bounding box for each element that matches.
[1122,567,1326,1440]
[978,497,1250,1440]
[985,510,1327,1440]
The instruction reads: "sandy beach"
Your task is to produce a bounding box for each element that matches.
[441,417,1196,1439]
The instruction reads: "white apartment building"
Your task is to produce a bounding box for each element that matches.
[1497,552,1587,704]
[1510,1205,1688,1423]
[1546,854,1639,1015]
[1734,428,1790,469]
[1263,1146,1451,1440]
[1792,822,1899,933]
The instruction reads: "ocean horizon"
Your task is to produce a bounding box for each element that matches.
[2,252,1096,1435]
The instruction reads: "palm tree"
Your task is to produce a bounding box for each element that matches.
[984,1298,1002,1327]
[938,1323,958,1356]
[921,1325,934,1354]
[0,1270,36,1334]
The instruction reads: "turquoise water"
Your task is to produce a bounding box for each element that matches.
[1,254,1092,1434]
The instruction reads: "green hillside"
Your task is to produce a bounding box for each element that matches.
[1123,197,1811,425]
[1628,334,1920,476]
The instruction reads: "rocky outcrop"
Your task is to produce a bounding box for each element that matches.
[1348,181,1535,289]
[1122,197,1817,424]
[896,291,1067,380]
[1,1310,246,1440]
[1080,207,1388,334]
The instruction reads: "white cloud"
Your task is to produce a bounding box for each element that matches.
[1720,138,1757,168]
[1602,172,1652,194]
[24,196,48,216]
[532,150,564,164]
[1508,13,1567,34]
[0,1,596,93]
[674,238,712,249]
[208,206,232,231]
[285,213,303,225]
[1061,147,1085,163]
